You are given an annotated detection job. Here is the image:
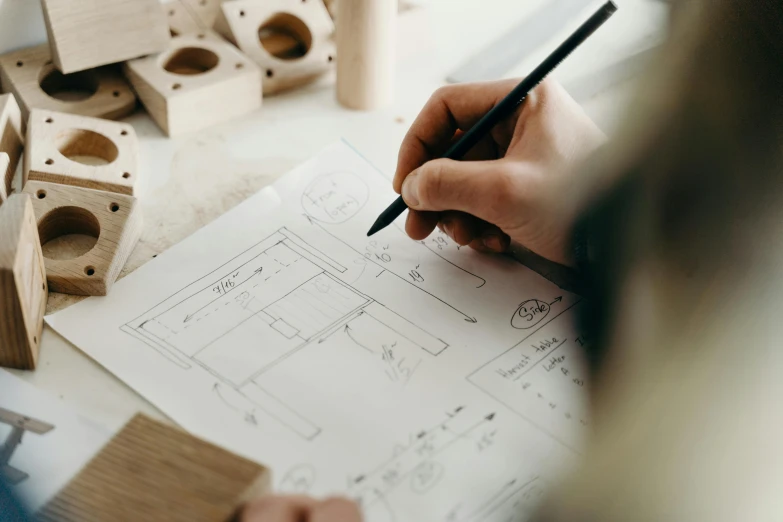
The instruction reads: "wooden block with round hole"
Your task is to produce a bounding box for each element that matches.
[41,0,171,74]
[0,45,136,121]
[0,94,24,204]
[23,181,142,297]
[37,414,271,522]
[0,194,47,370]
[214,0,335,95]
[123,31,261,137]
[24,109,138,196]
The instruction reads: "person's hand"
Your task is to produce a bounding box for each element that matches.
[394,78,606,266]
[239,495,362,522]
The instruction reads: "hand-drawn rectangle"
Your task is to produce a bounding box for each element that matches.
[271,319,299,339]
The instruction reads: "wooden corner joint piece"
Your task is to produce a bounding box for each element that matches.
[23,181,142,296]
[0,94,24,204]
[24,109,139,195]
[38,414,271,522]
[214,0,335,95]
[0,195,47,370]
[123,31,261,137]
[0,45,136,121]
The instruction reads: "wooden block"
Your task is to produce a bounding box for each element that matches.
[123,31,261,137]
[41,0,171,74]
[0,94,24,204]
[0,45,136,121]
[336,0,396,110]
[182,0,222,29]
[164,0,206,36]
[214,0,335,95]
[24,109,139,196]
[38,414,271,522]
[0,194,47,370]
[22,181,142,296]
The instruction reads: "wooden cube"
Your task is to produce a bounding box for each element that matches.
[23,181,142,296]
[214,0,335,95]
[38,414,271,522]
[24,109,139,195]
[0,94,24,204]
[0,194,47,370]
[41,0,170,74]
[0,45,136,121]
[123,31,261,137]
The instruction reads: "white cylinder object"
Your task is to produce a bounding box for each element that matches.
[336,0,397,110]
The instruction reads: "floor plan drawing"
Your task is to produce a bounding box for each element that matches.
[122,226,449,440]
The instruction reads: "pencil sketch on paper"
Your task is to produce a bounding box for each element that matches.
[0,408,55,485]
[121,227,449,440]
[467,301,590,451]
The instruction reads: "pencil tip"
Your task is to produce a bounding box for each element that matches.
[367,219,384,237]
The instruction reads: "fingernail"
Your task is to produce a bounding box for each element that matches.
[401,171,420,208]
[442,221,454,241]
[483,234,504,252]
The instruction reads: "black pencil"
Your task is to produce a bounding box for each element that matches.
[367,0,618,237]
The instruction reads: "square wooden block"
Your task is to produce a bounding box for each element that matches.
[0,94,24,203]
[41,0,170,74]
[38,414,271,522]
[24,109,139,196]
[23,181,143,296]
[0,194,47,370]
[215,0,335,95]
[0,45,136,121]
[123,31,262,137]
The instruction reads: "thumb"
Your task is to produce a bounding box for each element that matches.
[401,158,519,224]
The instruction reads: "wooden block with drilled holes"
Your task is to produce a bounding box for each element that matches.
[0,194,47,370]
[0,45,136,121]
[23,181,142,296]
[24,109,138,195]
[0,94,24,204]
[123,31,261,137]
[41,0,171,74]
[214,0,335,95]
[37,414,272,522]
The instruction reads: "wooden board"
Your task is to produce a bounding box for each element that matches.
[214,0,335,95]
[123,31,261,137]
[0,45,136,121]
[0,194,47,370]
[24,109,139,195]
[23,181,143,296]
[38,414,271,522]
[41,0,171,74]
[0,93,24,204]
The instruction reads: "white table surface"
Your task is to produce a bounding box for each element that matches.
[3,0,667,435]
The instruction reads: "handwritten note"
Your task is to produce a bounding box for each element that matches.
[47,141,590,521]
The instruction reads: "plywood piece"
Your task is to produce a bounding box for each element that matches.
[336,0,396,110]
[22,181,142,296]
[0,194,47,370]
[0,94,24,203]
[214,0,335,95]
[41,0,171,74]
[38,414,271,522]
[0,45,136,121]
[123,31,261,137]
[24,109,139,195]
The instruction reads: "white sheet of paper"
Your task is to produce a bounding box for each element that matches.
[47,141,592,521]
[0,370,112,511]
